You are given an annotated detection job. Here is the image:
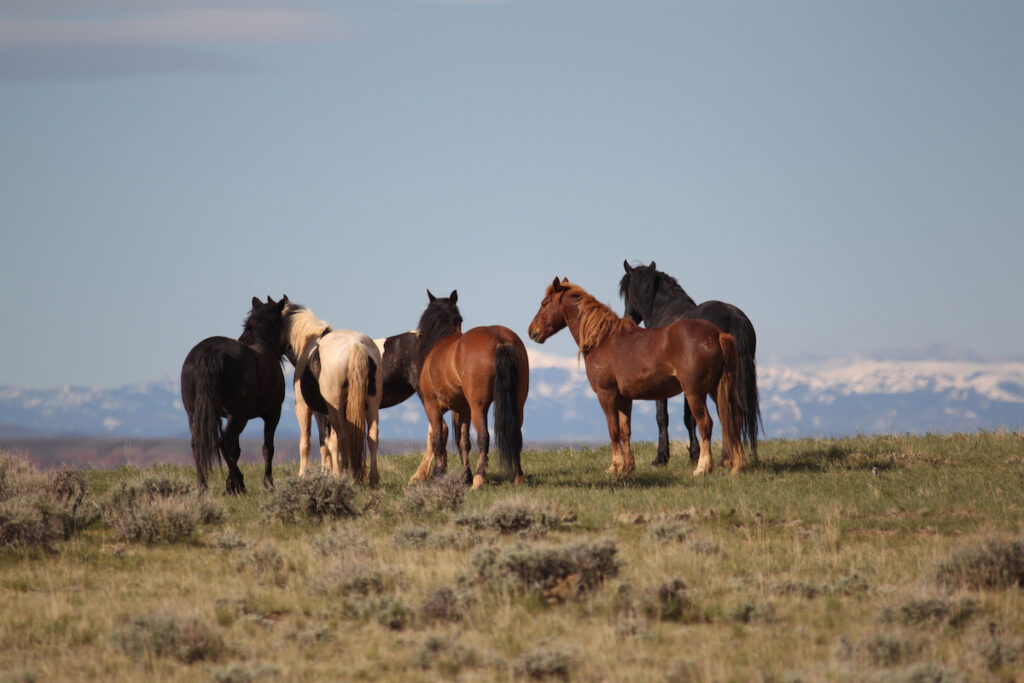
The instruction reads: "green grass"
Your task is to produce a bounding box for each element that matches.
[2,432,1024,681]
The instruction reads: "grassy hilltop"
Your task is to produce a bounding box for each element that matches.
[2,433,1024,681]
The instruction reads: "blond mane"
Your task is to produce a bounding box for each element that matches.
[283,303,331,361]
[557,282,638,356]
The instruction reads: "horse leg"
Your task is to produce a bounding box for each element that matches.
[452,410,473,486]
[597,392,624,474]
[315,413,331,473]
[410,401,446,483]
[617,400,635,476]
[470,404,491,489]
[325,407,343,477]
[367,403,380,486]
[653,398,671,466]
[261,407,280,490]
[295,383,312,477]
[686,394,715,476]
[221,415,247,494]
[683,400,700,464]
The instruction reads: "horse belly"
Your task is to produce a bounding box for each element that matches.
[619,373,682,401]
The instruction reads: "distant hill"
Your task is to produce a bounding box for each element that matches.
[2,347,1022,448]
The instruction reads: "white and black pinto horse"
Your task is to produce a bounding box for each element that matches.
[282,303,382,484]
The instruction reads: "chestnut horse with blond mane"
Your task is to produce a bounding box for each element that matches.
[528,278,745,476]
[409,290,529,488]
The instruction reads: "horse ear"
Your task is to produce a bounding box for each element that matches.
[551,277,561,289]
[427,289,436,302]
[252,296,261,307]
[623,260,632,274]
[266,295,273,304]
[450,290,457,304]
[561,277,569,284]
[649,261,656,269]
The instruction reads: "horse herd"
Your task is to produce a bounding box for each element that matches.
[180,262,761,494]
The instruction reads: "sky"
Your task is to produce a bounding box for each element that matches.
[1,0,1022,390]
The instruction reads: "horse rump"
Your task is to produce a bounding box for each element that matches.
[492,343,523,479]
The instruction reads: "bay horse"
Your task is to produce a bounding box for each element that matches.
[528,278,745,476]
[409,290,529,488]
[180,296,289,493]
[282,302,382,484]
[619,261,761,467]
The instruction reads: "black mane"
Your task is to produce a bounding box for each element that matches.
[619,264,697,326]
[416,293,462,367]
[239,297,285,351]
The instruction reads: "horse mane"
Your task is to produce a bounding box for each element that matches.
[416,297,462,366]
[560,282,638,356]
[619,264,697,319]
[282,303,331,362]
[239,301,285,350]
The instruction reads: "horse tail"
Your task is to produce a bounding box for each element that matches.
[734,325,762,461]
[343,344,370,479]
[492,343,523,479]
[189,349,224,485]
[716,332,746,472]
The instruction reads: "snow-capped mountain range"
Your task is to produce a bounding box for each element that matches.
[1,346,1022,442]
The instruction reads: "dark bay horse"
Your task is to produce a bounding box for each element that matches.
[410,290,530,488]
[619,261,761,466]
[180,296,289,493]
[529,278,745,476]
[282,302,382,484]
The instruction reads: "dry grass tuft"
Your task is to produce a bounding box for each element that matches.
[100,476,224,544]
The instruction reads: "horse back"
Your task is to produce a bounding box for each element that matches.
[181,336,284,417]
[378,331,420,409]
[421,326,528,408]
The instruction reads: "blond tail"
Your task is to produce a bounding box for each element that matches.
[343,344,369,481]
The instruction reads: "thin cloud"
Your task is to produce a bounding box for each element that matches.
[0,8,344,47]
[0,3,344,80]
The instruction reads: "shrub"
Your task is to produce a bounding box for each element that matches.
[880,597,982,629]
[236,543,289,586]
[472,539,618,603]
[935,536,1024,590]
[261,474,362,524]
[0,455,96,549]
[400,470,466,515]
[418,585,474,624]
[456,498,561,534]
[392,524,482,551]
[310,525,373,558]
[513,648,572,680]
[375,597,413,630]
[100,474,224,544]
[112,611,225,664]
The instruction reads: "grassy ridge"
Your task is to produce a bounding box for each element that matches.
[2,433,1024,681]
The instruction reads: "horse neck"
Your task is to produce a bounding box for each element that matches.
[573,294,637,356]
[286,311,330,360]
[416,328,459,370]
[657,277,697,315]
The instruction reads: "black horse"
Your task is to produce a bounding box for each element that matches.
[181,296,289,493]
[619,261,761,466]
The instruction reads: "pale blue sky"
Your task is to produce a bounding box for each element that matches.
[1,1,1022,389]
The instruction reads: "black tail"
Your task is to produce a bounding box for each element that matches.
[492,343,523,479]
[189,350,224,485]
[734,326,762,460]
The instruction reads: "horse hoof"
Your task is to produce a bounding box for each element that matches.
[472,474,486,489]
[650,458,668,467]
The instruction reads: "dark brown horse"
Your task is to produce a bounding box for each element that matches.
[528,278,745,476]
[180,296,289,492]
[409,290,530,488]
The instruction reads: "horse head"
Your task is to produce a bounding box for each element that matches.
[417,289,463,361]
[528,277,573,343]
